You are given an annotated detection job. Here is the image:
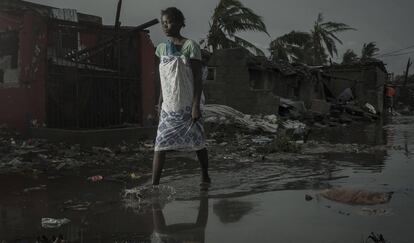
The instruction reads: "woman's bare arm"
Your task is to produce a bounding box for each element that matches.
[190,59,203,121]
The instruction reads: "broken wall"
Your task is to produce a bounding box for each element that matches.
[272,74,297,100]
[323,64,386,113]
[272,69,325,108]
[204,48,279,114]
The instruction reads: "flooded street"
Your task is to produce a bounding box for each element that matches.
[1,116,413,243]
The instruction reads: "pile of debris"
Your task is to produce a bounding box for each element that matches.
[202,105,308,155]
[0,125,153,176]
[204,104,279,133]
[279,97,380,128]
[204,104,308,138]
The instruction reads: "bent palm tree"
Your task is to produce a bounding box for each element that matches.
[206,0,269,56]
[342,49,358,64]
[269,31,312,63]
[270,13,355,65]
[311,13,355,65]
[361,42,380,61]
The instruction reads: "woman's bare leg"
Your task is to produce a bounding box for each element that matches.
[152,151,166,185]
[196,148,211,183]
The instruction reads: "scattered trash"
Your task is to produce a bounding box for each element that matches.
[279,98,307,114]
[251,136,273,144]
[144,143,154,148]
[92,146,113,154]
[358,207,392,216]
[63,200,91,211]
[264,114,278,123]
[41,218,71,229]
[320,188,393,205]
[364,103,377,115]
[55,163,66,170]
[204,104,279,133]
[130,173,141,180]
[23,185,47,193]
[36,234,65,243]
[338,210,350,216]
[282,120,306,130]
[8,157,23,166]
[365,232,387,243]
[87,175,103,182]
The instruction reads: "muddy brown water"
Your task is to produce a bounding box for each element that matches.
[1,116,413,243]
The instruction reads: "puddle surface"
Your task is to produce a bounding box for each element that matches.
[1,116,413,242]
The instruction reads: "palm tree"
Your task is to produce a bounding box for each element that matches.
[361,42,379,61]
[311,13,355,65]
[342,49,358,64]
[205,0,269,56]
[269,13,355,65]
[269,31,313,63]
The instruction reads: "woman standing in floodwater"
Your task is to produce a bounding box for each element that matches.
[152,7,211,186]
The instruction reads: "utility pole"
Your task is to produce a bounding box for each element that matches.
[403,57,412,86]
[114,0,123,123]
[115,0,122,30]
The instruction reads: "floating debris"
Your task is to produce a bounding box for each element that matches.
[63,200,91,211]
[23,185,46,193]
[41,218,71,229]
[320,188,393,205]
[358,207,392,216]
[305,194,313,201]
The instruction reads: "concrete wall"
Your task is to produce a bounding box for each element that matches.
[272,74,297,100]
[324,65,386,113]
[0,11,47,132]
[205,48,279,114]
[272,72,325,108]
[136,31,157,124]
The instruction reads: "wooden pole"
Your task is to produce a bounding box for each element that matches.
[114,0,123,123]
[115,0,122,30]
[403,57,412,86]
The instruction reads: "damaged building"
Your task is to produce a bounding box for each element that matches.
[203,48,280,115]
[0,0,158,135]
[204,48,326,115]
[204,48,388,116]
[322,61,388,113]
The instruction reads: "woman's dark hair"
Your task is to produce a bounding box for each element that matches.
[161,7,186,27]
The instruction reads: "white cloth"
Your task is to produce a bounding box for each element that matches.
[154,54,206,152]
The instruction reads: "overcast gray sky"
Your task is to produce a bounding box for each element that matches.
[28,0,414,75]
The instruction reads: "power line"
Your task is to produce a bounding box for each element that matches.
[380,49,414,58]
[375,44,414,57]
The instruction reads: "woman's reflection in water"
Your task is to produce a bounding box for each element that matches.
[151,192,208,243]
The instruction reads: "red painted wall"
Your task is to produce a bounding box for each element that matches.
[137,32,157,125]
[0,11,47,133]
[1,10,157,132]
